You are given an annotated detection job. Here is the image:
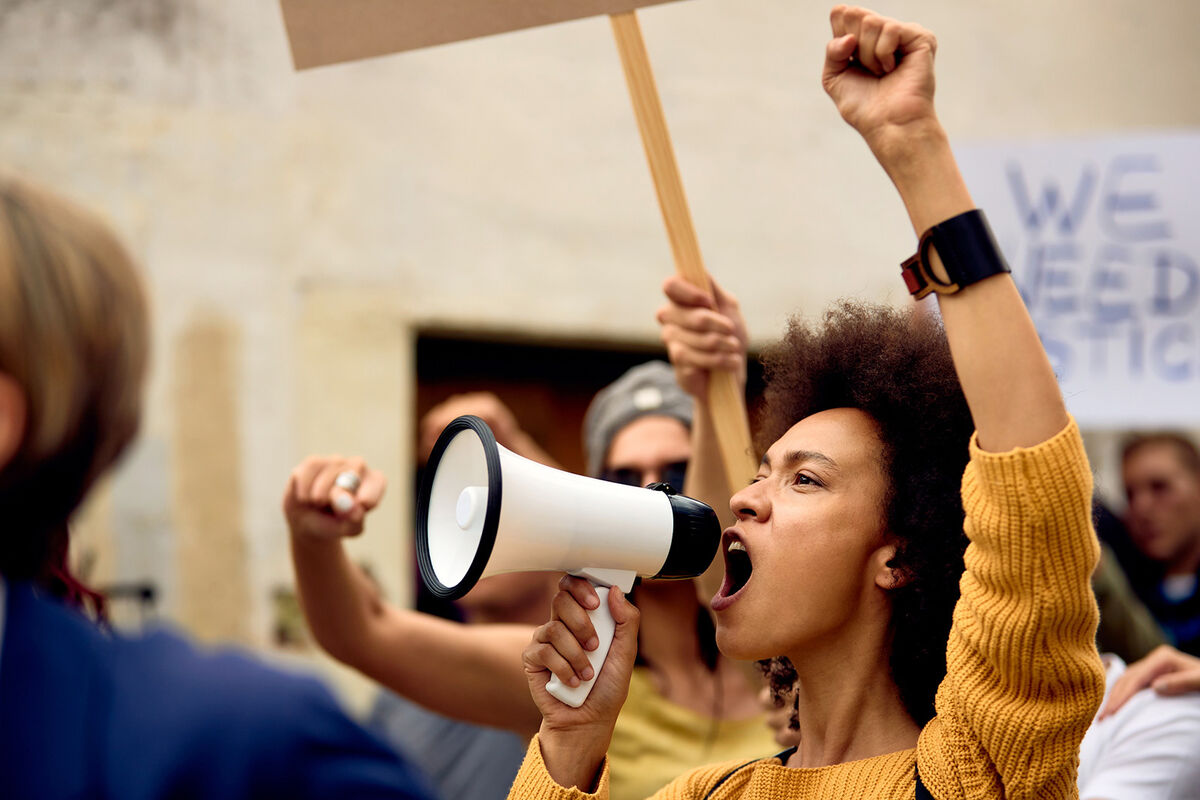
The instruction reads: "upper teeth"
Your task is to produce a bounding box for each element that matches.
[728,541,746,553]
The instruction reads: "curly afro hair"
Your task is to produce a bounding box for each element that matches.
[754,300,974,726]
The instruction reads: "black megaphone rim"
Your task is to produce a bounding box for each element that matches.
[415,415,503,600]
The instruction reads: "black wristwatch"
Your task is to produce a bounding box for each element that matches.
[900,209,1011,299]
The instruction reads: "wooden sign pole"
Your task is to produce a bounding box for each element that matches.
[609,11,758,491]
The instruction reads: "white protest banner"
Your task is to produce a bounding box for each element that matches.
[956,133,1200,427]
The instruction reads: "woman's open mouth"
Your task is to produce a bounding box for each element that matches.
[712,532,752,611]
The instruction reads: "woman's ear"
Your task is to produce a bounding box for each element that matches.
[0,373,27,471]
[873,542,911,590]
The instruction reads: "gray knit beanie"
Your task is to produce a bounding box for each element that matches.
[583,361,693,477]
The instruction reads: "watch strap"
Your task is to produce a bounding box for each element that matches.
[901,209,1011,299]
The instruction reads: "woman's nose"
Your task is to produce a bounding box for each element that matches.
[729,482,766,521]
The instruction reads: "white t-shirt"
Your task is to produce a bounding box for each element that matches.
[1078,654,1200,800]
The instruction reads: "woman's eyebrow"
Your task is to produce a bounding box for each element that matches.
[761,449,840,473]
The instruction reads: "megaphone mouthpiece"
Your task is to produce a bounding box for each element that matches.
[654,490,725,580]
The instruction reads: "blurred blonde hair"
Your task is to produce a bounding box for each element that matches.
[0,173,149,579]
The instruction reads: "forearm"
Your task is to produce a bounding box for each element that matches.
[290,534,543,736]
[367,612,545,736]
[876,121,1068,451]
[290,532,381,666]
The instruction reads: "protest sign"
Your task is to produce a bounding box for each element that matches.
[958,133,1200,426]
[280,0,684,68]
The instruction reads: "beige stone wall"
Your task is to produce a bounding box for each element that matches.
[2,0,1197,702]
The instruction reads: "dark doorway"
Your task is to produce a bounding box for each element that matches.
[416,332,764,475]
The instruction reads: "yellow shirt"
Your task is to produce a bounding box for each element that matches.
[608,667,778,800]
[509,420,1106,800]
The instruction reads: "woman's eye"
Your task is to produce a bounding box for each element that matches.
[793,472,820,487]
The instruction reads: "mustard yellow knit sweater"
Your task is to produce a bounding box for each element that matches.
[509,420,1106,800]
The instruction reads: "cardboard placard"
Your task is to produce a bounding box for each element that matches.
[280,0,686,69]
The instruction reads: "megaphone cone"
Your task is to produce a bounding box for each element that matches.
[416,415,720,707]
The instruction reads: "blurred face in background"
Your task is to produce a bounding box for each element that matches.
[601,415,691,492]
[1124,441,1200,573]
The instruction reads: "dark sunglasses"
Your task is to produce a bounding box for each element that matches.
[599,460,689,494]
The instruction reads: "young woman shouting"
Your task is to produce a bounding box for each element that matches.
[513,6,1106,798]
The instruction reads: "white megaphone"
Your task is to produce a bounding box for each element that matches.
[416,415,720,708]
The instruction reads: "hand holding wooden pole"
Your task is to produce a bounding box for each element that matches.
[609,11,758,492]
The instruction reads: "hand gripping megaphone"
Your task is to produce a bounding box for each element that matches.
[416,415,720,707]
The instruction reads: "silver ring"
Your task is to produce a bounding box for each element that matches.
[334,471,362,493]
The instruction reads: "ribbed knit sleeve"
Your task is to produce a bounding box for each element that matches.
[508,735,612,800]
[507,735,755,800]
[917,418,1106,800]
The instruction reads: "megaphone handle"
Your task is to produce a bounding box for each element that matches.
[545,586,617,708]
